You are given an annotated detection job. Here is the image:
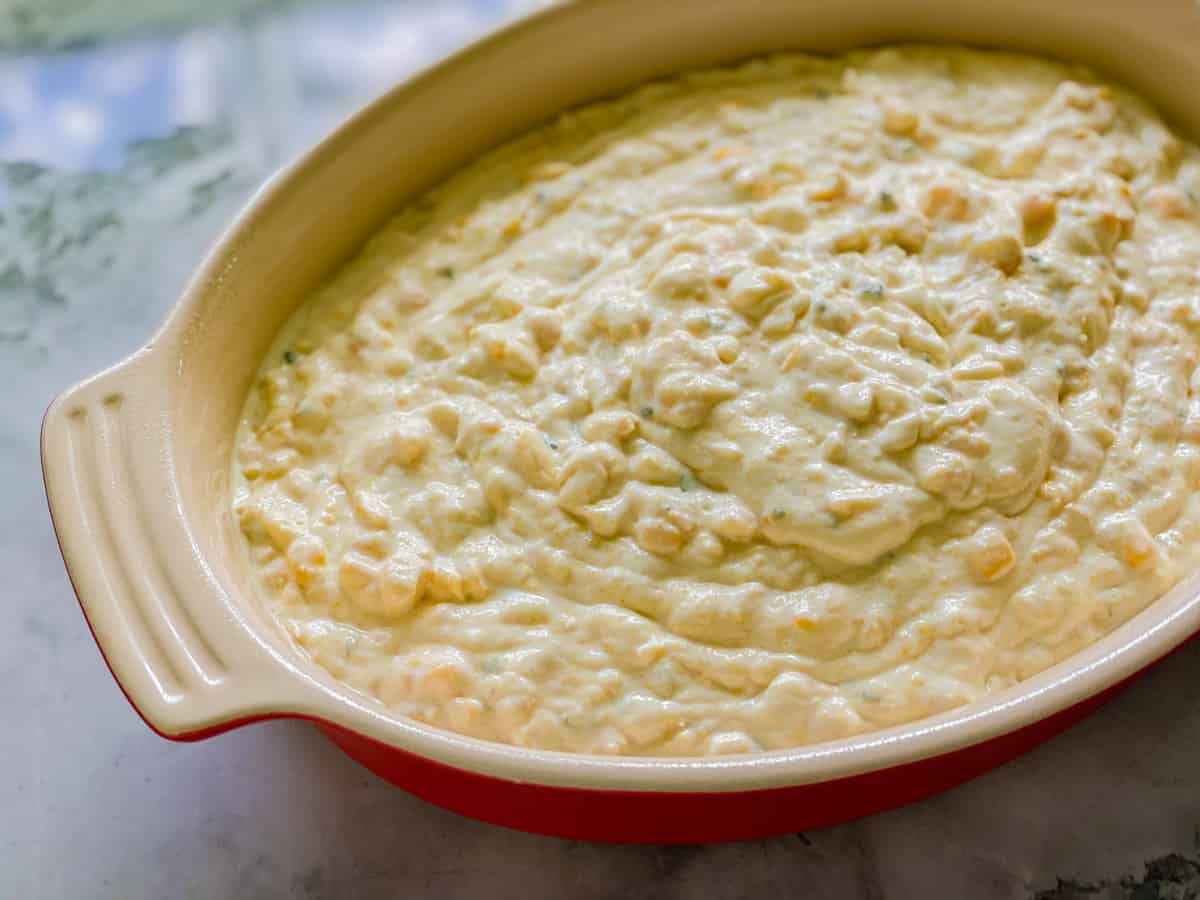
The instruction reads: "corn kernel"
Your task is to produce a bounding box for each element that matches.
[966,526,1016,582]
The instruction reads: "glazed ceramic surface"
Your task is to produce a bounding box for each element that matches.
[41,0,1200,840]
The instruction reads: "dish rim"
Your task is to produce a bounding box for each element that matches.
[40,0,1200,793]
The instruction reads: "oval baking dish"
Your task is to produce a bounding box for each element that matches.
[42,0,1200,843]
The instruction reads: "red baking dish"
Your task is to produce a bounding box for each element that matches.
[41,0,1200,843]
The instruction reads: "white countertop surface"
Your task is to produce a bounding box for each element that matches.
[2,3,1200,897]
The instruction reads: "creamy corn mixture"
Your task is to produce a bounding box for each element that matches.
[233,48,1200,756]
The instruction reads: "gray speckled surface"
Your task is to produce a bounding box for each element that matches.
[3,3,1200,897]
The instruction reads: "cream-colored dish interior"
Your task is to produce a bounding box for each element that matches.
[227,43,1200,757]
[52,0,1197,784]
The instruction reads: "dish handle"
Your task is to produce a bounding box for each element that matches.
[41,350,296,740]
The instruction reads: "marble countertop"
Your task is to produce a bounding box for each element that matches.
[2,3,1199,897]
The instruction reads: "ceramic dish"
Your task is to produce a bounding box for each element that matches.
[42,0,1200,843]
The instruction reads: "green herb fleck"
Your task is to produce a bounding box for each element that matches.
[437,266,455,279]
[283,349,298,364]
[641,406,655,418]
[543,435,560,451]
[860,282,884,299]
[679,473,694,492]
[771,507,787,520]
[879,191,896,211]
